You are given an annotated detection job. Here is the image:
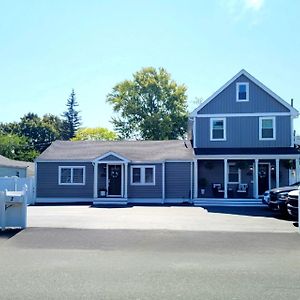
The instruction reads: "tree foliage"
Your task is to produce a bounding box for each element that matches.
[107,67,188,140]
[71,127,117,141]
[62,89,81,139]
[0,134,38,161]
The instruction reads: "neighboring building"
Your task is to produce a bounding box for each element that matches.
[0,155,34,177]
[35,70,300,204]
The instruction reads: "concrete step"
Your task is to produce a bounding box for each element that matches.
[194,199,264,207]
[93,198,128,206]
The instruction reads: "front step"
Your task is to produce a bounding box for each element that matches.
[194,199,264,207]
[93,198,128,206]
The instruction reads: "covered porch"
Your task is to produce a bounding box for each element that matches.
[194,155,300,199]
[92,152,129,200]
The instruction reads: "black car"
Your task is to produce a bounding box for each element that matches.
[286,190,299,219]
[268,182,300,216]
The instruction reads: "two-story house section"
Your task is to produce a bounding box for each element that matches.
[190,69,300,199]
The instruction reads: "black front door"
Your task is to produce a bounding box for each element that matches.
[258,164,269,195]
[108,165,122,196]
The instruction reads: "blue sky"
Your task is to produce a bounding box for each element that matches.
[0,0,299,132]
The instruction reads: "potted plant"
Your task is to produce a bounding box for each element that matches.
[199,178,208,195]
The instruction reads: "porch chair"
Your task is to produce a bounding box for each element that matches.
[212,183,224,198]
[236,183,248,198]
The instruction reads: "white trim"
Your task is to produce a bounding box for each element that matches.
[275,159,280,188]
[259,116,276,141]
[291,116,294,147]
[193,117,196,147]
[93,162,98,198]
[254,159,259,199]
[93,151,130,163]
[124,163,128,198]
[194,159,198,199]
[210,117,226,141]
[195,112,291,118]
[165,160,193,163]
[224,159,228,198]
[236,82,249,102]
[162,162,165,201]
[106,163,123,197]
[58,166,86,185]
[190,69,298,117]
[130,165,156,186]
[36,159,91,163]
[190,161,193,200]
[228,163,241,184]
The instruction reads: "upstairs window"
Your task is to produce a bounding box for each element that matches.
[210,118,226,141]
[236,82,249,102]
[59,166,85,185]
[259,117,276,140]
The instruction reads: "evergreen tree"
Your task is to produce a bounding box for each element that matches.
[62,89,81,139]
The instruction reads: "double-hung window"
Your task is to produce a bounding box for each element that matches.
[259,117,276,140]
[131,166,155,185]
[59,166,85,185]
[210,118,226,141]
[236,82,249,102]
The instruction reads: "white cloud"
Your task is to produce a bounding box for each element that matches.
[245,0,264,11]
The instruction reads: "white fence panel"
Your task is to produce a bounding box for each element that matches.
[0,176,35,205]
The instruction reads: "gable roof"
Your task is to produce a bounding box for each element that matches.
[190,69,299,117]
[36,140,194,162]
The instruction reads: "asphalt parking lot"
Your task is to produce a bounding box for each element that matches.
[0,205,299,300]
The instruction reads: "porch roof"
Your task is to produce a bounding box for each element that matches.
[194,147,300,156]
[36,140,194,162]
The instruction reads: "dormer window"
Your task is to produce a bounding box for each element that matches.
[236,82,249,102]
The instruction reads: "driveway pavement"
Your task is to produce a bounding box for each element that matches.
[27,204,298,233]
[0,205,299,299]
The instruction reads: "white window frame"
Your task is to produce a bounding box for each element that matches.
[259,116,276,141]
[210,118,226,141]
[236,82,249,102]
[130,165,156,186]
[58,166,86,185]
[228,163,241,184]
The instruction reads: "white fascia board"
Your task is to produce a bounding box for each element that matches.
[195,112,292,118]
[190,69,299,117]
[93,151,130,163]
[35,159,91,163]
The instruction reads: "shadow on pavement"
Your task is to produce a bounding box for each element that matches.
[202,206,295,221]
[0,229,22,241]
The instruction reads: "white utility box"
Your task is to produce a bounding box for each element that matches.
[0,188,27,231]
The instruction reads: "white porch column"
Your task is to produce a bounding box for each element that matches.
[254,159,259,199]
[162,162,165,203]
[224,159,228,199]
[124,163,128,198]
[275,159,280,188]
[93,162,98,198]
[194,159,198,199]
[296,158,300,182]
[190,161,193,200]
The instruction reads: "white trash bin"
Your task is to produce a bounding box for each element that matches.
[0,187,27,231]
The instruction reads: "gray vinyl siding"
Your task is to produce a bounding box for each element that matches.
[36,162,93,198]
[195,115,291,148]
[98,163,106,190]
[128,163,162,198]
[165,162,191,199]
[0,167,26,178]
[98,154,123,162]
[198,74,290,114]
